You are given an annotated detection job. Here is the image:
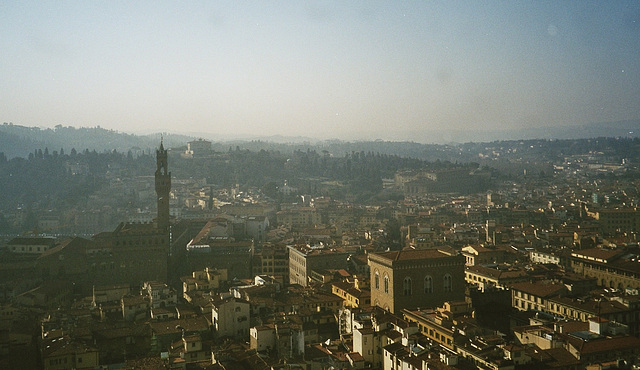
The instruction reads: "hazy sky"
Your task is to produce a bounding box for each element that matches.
[1,1,639,142]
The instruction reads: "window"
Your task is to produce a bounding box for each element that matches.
[375,271,380,289]
[384,274,389,293]
[424,276,433,293]
[403,277,412,296]
[443,274,452,292]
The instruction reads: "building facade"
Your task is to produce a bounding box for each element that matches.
[212,295,250,339]
[368,249,465,313]
[288,245,349,286]
[36,141,172,292]
[570,247,640,290]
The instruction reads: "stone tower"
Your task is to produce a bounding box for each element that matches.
[155,139,171,231]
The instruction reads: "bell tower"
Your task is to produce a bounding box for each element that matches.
[155,139,171,231]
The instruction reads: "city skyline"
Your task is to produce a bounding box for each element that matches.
[1,1,639,143]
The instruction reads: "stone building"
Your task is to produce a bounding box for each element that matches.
[91,222,169,287]
[570,246,640,290]
[589,208,640,236]
[368,249,464,313]
[251,243,289,283]
[5,236,56,255]
[288,245,350,287]
[276,208,322,231]
[182,139,212,158]
[35,141,172,292]
[155,140,171,232]
[212,294,250,340]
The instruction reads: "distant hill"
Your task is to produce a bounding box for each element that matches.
[2,119,639,160]
[400,120,640,144]
[0,123,192,159]
[515,120,640,140]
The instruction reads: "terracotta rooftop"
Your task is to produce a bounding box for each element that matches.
[347,352,364,362]
[549,296,629,315]
[466,265,528,280]
[564,333,640,354]
[508,281,566,298]
[526,347,581,368]
[149,316,210,336]
[571,247,623,263]
[372,249,455,262]
[38,237,91,259]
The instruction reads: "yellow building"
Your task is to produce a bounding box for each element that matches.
[276,207,322,230]
[331,279,371,308]
[465,265,529,291]
[402,302,469,350]
[570,247,640,290]
[510,281,566,312]
[42,337,99,370]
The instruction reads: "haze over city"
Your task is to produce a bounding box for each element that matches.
[1,1,639,142]
[7,3,640,368]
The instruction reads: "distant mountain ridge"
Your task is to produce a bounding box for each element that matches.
[1,119,639,159]
[398,120,640,144]
[0,123,192,159]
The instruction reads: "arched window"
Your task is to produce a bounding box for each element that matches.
[403,277,412,296]
[424,276,433,293]
[384,274,389,293]
[443,274,452,292]
[374,271,380,290]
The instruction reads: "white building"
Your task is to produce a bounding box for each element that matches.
[212,294,250,339]
[141,281,177,308]
[245,216,269,242]
[530,249,562,266]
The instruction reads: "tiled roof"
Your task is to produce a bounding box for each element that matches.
[571,247,622,263]
[508,281,566,298]
[149,316,210,336]
[38,237,91,259]
[527,347,581,367]
[41,336,97,358]
[548,296,629,315]
[7,236,57,246]
[372,249,454,262]
[466,265,528,280]
[347,352,364,362]
[565,333,640,354]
